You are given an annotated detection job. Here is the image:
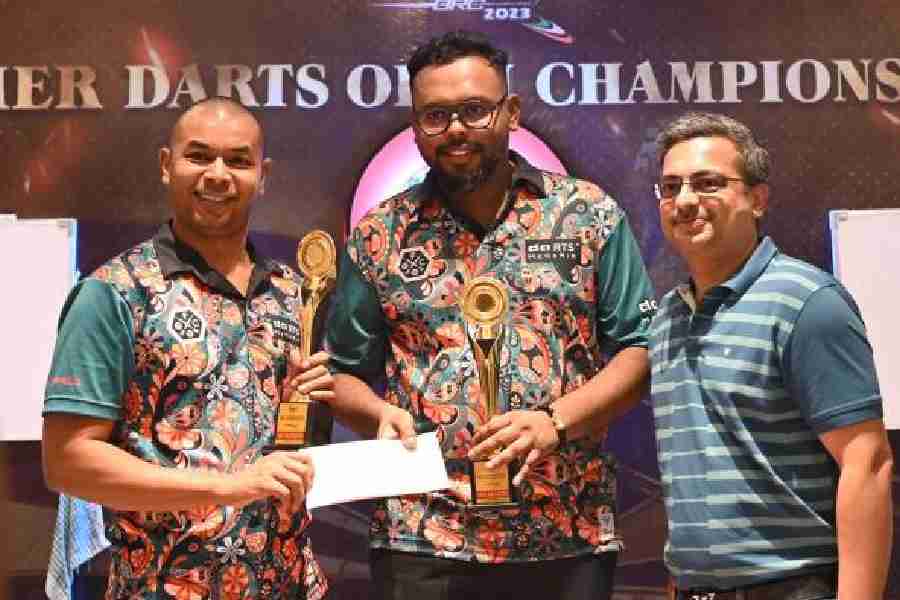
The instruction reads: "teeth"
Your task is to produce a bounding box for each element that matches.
[196,193,230,202]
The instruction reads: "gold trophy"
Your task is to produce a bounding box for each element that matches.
[270,230,336,450]
[459,276,518,508]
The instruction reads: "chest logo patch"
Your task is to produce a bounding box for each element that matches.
[169,308,206,342]
[398,246,431,282]
[525,239,581,263]
[267,315,301,348]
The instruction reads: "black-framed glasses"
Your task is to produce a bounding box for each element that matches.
[654,173,746,200]
[414,94,508,136]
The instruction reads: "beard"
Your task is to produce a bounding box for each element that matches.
[431,142,503,195]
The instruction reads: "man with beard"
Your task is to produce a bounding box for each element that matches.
[650,112,892,600]
[324,31,655,600]
[42,98,332,600]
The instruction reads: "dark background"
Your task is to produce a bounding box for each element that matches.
[2,2,899,598]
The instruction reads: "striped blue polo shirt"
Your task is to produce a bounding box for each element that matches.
[649,237,882,589]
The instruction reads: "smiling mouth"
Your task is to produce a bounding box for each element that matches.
[194,191,234,203]
[441,145,479,157]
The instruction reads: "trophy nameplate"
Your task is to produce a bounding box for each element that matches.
[269,230,336,451]
[460,276,518,509]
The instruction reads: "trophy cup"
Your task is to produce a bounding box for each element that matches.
[269,230,336,451]
[459,276,518,508]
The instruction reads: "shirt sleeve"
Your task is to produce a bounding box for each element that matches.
[783,284,883,433]
[595,214,657,355]
[323,250,389,383]
[43,278,135,420]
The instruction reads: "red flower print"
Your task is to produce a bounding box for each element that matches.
[186,505,224,540]
[155,419,200,451]
[474,519,510,563]
[575,514,600,546]
[542,501,573,537]
[280,538,299,564]
[221,564,250,599]
[423,517,465,552]
[171,343,207,376]
[163,569,209,600]
[244,530,267,554]
[452,232,479,258]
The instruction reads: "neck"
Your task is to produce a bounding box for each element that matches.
[443,161,513,229]
[687,238,759,303]
[172,221,254,288]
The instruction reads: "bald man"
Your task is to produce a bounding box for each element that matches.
[42,98,332,600]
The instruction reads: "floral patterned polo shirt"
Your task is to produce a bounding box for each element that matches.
[326,152,656,563]
[43,224,327,600]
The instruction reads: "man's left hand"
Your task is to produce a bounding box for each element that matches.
[284,350,335,402]
[468,410,560,485]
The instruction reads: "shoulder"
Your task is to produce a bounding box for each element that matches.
[540,171,625,234]
[752,253,843,309]
[353,183,423,235]
[541,172,617,208]
[87,239,157,300]
[346,183,425,266]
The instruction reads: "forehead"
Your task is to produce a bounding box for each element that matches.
[662,136,741,175]
[412,55,505,105]
[172,106,262,152]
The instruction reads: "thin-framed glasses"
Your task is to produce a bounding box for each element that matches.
[654,173,745,200]
[414,94,508,137]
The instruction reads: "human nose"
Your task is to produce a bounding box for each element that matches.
[202,157,231,187]
[208,156,227,177]
[444,111,468,135]
[672,180,699,204]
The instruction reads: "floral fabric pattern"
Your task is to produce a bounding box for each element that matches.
[331,154,655,563]
[78,230,327,600]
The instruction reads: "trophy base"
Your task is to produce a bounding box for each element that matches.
[467,459,519,510]
[263,399,330,454]
[261,442,306,455]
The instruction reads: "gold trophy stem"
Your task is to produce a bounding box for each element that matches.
[291,275,326,402]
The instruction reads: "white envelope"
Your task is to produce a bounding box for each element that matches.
[302,432,449,509]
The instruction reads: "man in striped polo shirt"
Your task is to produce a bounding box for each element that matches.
[649,112,892,600]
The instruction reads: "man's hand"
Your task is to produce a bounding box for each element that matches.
[220,451,314,514]
[468,409,560,485]
[284,350,335,402]
[377,403,417,450]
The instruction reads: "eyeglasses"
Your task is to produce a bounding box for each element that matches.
[654,173,746,200]
[414,94,508,136]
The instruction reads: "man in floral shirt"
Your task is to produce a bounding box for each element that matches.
[325,31,655,600]
[42,98,332,600]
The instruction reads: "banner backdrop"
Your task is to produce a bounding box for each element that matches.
[2,2,899,598]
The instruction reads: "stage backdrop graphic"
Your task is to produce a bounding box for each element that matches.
[2,2,899,598]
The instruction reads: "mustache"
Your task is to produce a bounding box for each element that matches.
[437,142,483,154]
[672,207,705,222]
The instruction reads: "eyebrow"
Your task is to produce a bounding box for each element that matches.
[662,170,725,178]
[419,96,496,109]
[183,141,253,154]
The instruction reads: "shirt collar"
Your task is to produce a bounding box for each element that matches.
[719,236,779,297]
[152,222,279,297]
[675,237,779,310]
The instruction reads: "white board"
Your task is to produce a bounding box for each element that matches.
[830,209,900,429]
[0,219,77,440]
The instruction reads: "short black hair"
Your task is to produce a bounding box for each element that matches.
[656,112,770,185]
[407,30,508,90]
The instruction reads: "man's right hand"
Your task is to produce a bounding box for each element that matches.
[221,451,314,513]
[377,403,417,450]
